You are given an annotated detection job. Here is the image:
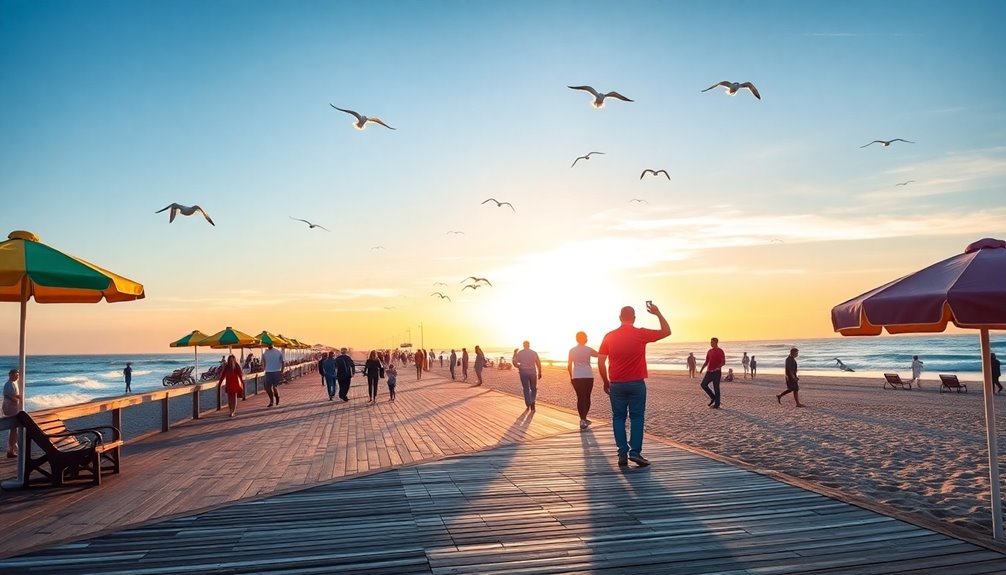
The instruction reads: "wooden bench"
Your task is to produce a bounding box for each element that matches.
[939,374,968,394]
[16,411,122,487]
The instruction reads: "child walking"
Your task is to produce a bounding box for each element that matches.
[386,362,398,401]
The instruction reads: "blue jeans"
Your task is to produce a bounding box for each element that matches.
[700,370,722,407]
[609,380,646,457]
[325,374,337,398]
[519,371,538,406]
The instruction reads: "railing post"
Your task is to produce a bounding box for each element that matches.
[112,408,122,438]
[161,394,169,433]
[192,388,200,420]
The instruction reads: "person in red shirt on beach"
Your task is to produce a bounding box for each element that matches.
[699,337,726,409]
[598,302,671,468]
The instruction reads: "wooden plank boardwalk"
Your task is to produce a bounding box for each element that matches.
[2,369,1005,574]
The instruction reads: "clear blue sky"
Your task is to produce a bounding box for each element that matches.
[1,0,1004,355]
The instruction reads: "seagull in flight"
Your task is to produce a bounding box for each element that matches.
[702,81,761,100]
[568,85,633,109]
[629,198,648,204]
[155,203,215,226]
[462,277,492,287]
[769,238,785,244]
[329,104,396,130]
[860,139,913,148]
[430,292,452,302]
[895,180,916,186]
[571,152,605,168]
[289,217,330,231]
[640,169,670,180]
[446,230,465,235]
[433,282,449,287]
[482,198,516,212]
[462,284,484,291]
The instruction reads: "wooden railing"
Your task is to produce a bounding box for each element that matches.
[0,361,317,441]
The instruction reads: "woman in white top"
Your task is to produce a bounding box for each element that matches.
[3,369,21,457]
[568,331,599,430]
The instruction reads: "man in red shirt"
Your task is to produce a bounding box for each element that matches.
[598,302,671,467]
[699,337,726,409]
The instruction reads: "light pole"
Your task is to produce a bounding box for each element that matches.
[419,322,425,350]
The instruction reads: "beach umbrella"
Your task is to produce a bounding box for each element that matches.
[169,330,209,379]
[257,331,289,348]
[0,230,145,488]
[831,237,1006,541]
[198,327,257,349]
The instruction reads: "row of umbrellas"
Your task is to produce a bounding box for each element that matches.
[169,328,318,375]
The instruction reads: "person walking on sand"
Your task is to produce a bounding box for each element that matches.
[335,347,355,401]
[322,351,338,400]
[218,355,245,417]
[911,355,924,388]
[4,369,21,457]
[386,362,398,401]
[364,350,383,403]
[598,302,671,467]
[474,345,486,385]
[568,331,599,430]
[515,341,543,410]
[686,352,697,378]
[699,337,725,409]
[750,355,757,378]
[742,352,750,379]
[777,347,805,407]
[449,349,457,380]
[414,348,424,380]
[461,348,470,381]
[262,343,284,407]
[123,362,133,394]
[992,353,1002,394]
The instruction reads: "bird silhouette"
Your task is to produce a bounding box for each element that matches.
[433,282,449,287]
[571,151,605,168]
[329,104,395,130]
[289,217,330,231]
[446,230,465,235]
[769,238,785,244]
[430,292,452,302]
[895,180,917,186]
[861,139,913,148]
[568,85,633,109]
[462,277,492,287]
[155,203,215,226]
[462,284,483,291]
[629,198,648,204]
[640,169,670,180]
[482,198,515,212]
[702,81,761,99]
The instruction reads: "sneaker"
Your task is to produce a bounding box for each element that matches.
[267,402,274,407]
[617,455,628,467]
[342,397,350,402]
[628,454,651,467]
[579,421,588,430]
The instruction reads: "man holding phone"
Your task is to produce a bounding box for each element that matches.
[597,301,672,467]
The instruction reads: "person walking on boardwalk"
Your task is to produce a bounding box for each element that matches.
[217,355,245,417]
[699,337,725,409]
[992,353,1002,394]
[515,341,543,410]
[449,349,457,380]
[742,352,750,379]
[598,302,671,467]
[334,347,356,401]
[461,348,470,381]
[318,355,326,388]
[4,369,21,457]
[911,355,924,388]
[776,347,805,407]
[322,351,338,400]
[262,343,284,407]
[123,362,133,394]
[474,345,486,386]
[386,362,398,401]
[568,331,599,430]
[686,352,697,378]
[364,350,383,403]
[414,348,424,381]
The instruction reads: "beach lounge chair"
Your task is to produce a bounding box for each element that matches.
[883,373,911,390]
[939,374,968,394]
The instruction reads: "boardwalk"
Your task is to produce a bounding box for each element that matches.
[1,369,1005,574]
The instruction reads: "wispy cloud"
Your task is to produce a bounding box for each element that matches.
[859,147,1006,203]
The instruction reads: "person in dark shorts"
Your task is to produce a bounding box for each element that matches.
[777,347,805,407]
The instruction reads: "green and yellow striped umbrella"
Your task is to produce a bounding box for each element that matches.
[169,330,210,376]
[256,331,290,348]
[198,327,257,348]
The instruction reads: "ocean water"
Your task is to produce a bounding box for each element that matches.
[4,334,1004,412]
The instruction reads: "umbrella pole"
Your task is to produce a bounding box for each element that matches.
[3,279,29,489]
[980,329,1004,541]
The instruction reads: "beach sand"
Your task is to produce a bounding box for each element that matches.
[473,364,1006,540]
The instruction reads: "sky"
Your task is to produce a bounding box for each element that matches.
[1,0,1005,357]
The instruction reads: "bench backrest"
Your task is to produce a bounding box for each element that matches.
[940,374,962,387]
[16,412,84,453]
[884,373,902,384]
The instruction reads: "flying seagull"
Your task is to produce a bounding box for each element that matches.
[640,169,670,180]
[769,238,785,244]
[702,81,761,100]
[462,277,492,287]
[629,198,648,204]
[895,180,917,186]
[462,284,484,291]
[568,85,633,109]
[329,104,396,130]
[482,198,516,212]
[860,139,913,148]
[155,203,215,226]
[834,358,855,372]
[289,217,330,231]
[430,292,452,302]
[446,230,465,235]
[571,151,605,168]
[433,282,449,287]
